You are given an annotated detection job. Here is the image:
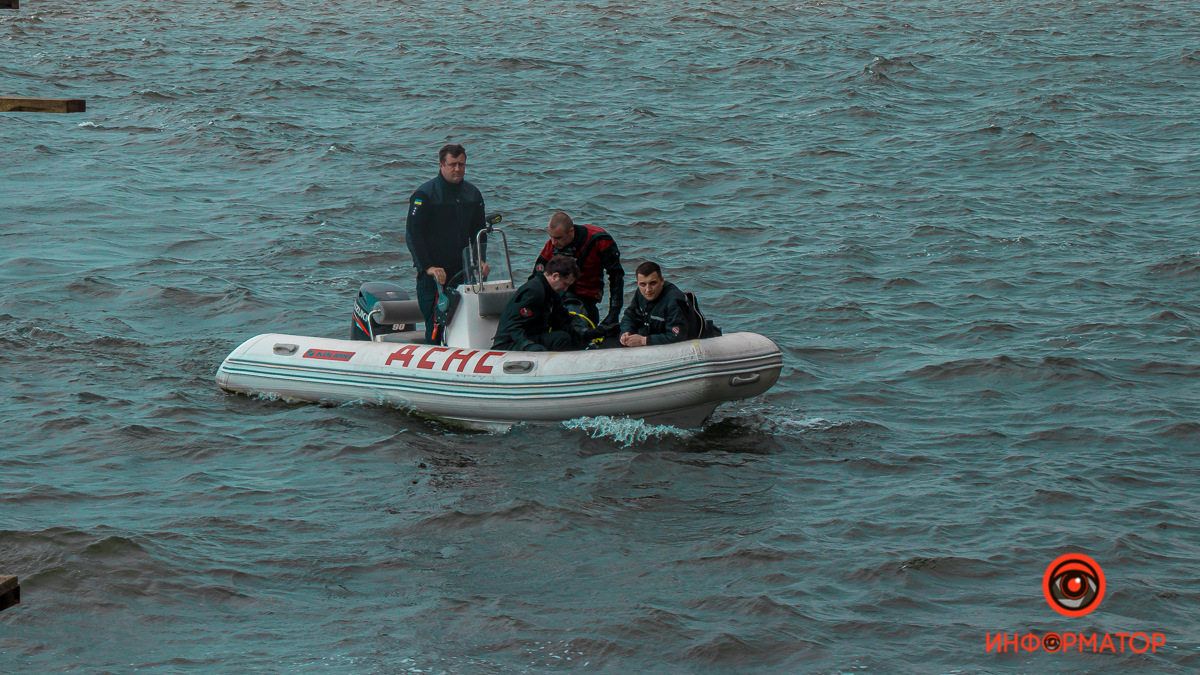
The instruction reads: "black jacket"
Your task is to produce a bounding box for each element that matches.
[405,173,485,281]
[492,275,575,350]
[619,281,689,346]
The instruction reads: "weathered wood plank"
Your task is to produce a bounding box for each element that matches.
[0,576,18,612]
[0,97,86,113]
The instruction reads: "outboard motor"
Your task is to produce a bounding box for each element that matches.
[350,282,415,340]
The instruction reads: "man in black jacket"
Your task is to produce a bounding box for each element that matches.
[492,255,580,352]
[405,143,489,342]
[619,261,690,347]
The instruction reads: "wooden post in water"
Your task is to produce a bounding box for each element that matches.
[0,1,18,10]
[0,97,86,113]
[0,576,18,612]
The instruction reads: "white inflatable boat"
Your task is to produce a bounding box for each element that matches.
[216,220,782,430]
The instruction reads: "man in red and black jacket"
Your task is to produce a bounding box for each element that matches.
[531,211,625,333]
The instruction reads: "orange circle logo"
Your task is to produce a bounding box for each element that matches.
[1043,553,1105,617]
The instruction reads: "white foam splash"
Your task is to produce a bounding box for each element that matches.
[777,416,836,433]
[561,416,694,448]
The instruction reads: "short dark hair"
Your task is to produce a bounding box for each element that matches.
[635,261,662,278]
[439,144,466,163]
[548,210,573,231]
[545,254,580,279]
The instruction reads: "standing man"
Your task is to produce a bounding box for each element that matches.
[492,255,580,352]
[619,261,690,347]
[531,211,624,333]
[405,143,490,343]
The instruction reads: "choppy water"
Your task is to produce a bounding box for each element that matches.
[3,0,1199,671]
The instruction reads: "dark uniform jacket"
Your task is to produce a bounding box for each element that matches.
[619,281,690,346]
[492,274,575,351]
[405,173,486,282]
[532,224,624,323]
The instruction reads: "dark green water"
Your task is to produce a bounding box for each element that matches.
[2,1,1198,671]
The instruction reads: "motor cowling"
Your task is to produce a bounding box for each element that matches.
[351,282,415,340]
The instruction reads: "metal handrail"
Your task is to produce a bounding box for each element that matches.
[464,213,513,292]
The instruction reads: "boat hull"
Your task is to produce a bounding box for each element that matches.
[216,332,782,429]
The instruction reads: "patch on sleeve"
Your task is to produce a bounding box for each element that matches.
[410,198,423,217]
[671,326,680,335]
[519,307,535,318]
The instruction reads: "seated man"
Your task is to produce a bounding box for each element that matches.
[619,261,690,347]
[492,255,581,352]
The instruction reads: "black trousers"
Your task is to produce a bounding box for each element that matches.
[562,292,599,329]
[415,273,459,344]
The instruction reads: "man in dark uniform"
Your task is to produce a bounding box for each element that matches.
[531,211,624,333]
[619,261,690,347]
[405,143,489,343]
[493,255,580,352]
